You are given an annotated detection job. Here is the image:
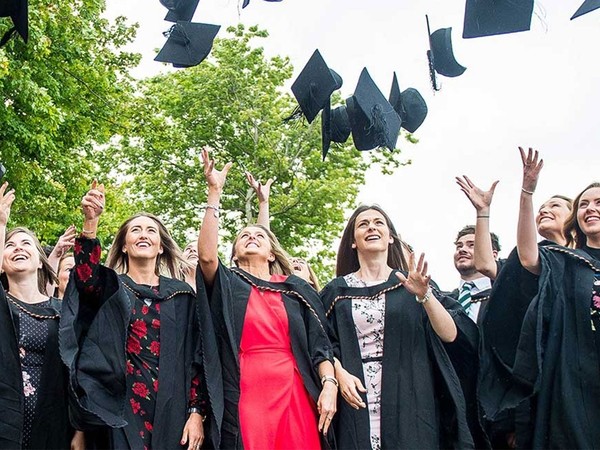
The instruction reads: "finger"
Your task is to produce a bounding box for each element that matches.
[527,147,533,164]
[322,416,332,435]
[537,159,544,171]
[519,146,527,166]
[531,149,538,166]
[180,426,188,446]
[91,180,97,190]
[355,378,367,393]
[0,181,8,196]
[265,178,274,189]
[422,260,429,277]
[489,180,500,194]
[318,411,326,432]
[222,161,233,176]
[408,251,415,270]
[415,253,425,273]
[463,175,475,189]
[395,272,407,284]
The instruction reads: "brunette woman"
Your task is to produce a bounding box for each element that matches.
[481,165,600,446]
[321,205,479,449]
[60,182,211,449]
[196,148,337,449]
[0,183,83,449]
[477,149,573,448]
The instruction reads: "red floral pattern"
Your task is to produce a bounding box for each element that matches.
[73,236,209,447]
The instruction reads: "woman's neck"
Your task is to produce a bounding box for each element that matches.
[238,260,271,281]
[542,230,567,246]
[7,277,47,304]
[355,254,392,282]
[127,259,160,286]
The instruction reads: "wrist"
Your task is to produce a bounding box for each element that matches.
[415,286,432,304]
[321,375,339,389]
[521,187,534,195]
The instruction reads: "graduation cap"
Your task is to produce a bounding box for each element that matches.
[321,105,352,160]
[155,22,220,68]
[571,0,600,20]
[388,73,428,133]
[426,15,466,91]
[346,68,401,152]
[161,0,200,23]
[463,0,534,38]
[0,0,28,47]
[289,49,343,124]
[242,0,283,9]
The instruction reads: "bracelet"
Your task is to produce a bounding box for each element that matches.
[321,375,339,388]
[81,229,96,235]
[521,188,534,195]
[476,215,489,219]
[187,407,206,421]
[415,286,432,304]
[204,203,220,218]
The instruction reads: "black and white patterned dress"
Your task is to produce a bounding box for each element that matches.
[344,273,386,450]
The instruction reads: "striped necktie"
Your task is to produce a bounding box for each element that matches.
[459,281,475,312]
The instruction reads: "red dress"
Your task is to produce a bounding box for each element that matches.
[238,274,321,449]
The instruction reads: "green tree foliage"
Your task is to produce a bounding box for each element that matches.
[0,0,140,244]
[103,25,412,279]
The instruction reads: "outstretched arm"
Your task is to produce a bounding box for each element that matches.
[397,252,457,342]
[197,147,232,287]
[0,182,16,270]
[517,147,543,275]
[245,172,273,229]
[456,175,499,279]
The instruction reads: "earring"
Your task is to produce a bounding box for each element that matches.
[351,243,357,249]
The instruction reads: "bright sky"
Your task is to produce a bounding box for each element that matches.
[106,0,600,289]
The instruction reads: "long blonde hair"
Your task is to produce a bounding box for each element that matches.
[230,224,294,275]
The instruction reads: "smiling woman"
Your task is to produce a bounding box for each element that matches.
[321,204,483,449]
[59,183,217,450]
[0,184,83,450]
[195,147,337,450]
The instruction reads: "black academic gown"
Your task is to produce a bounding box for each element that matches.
[60,267,215,449]
[0,286,71,449]
[321,272,480,449]
[480,244,600,448]
[195,262,334,449]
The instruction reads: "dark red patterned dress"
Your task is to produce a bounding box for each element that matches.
[73,237,207,449]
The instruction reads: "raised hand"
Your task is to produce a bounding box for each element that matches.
[201,146,232,192]
[456,175,499,214]
[81,180,105,221]
[53,225,77,258]
[0,182,15,227]
[519,147,544,194]
[245,171,274,204]
[396,252,431,299]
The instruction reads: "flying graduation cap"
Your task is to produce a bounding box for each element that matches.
[321,104,352,160]
[242,0,283,9]
[426,15,466,91]
[0,0,28,47]
[388,73,428,133]
[346,68,401,152]
[462,0,534,38]
[571,0,600,20]
[161,0,200,22]
[289,49,343,124]
[155,22,220,68]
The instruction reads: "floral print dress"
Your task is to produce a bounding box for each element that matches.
[74,237,207,449]
[344,273,387,450]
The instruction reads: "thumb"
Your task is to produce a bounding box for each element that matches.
[98,183,105,194]
[395,272,407,284]
[355,378,367,393]
[222,162,233,176]
[489,180,499,194]
[180,425,189,446]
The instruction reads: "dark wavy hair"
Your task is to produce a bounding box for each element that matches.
[2,227,58,293]
[564,182,600,249]
[106,213,190,278]
[336,205,408,277]
[455,225,501,253]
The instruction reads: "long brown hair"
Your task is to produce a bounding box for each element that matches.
[2,227,58,293]
[106,213,190,278]
[230,224,294,276]
[336,205,408,277]
[564,182,600,249]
